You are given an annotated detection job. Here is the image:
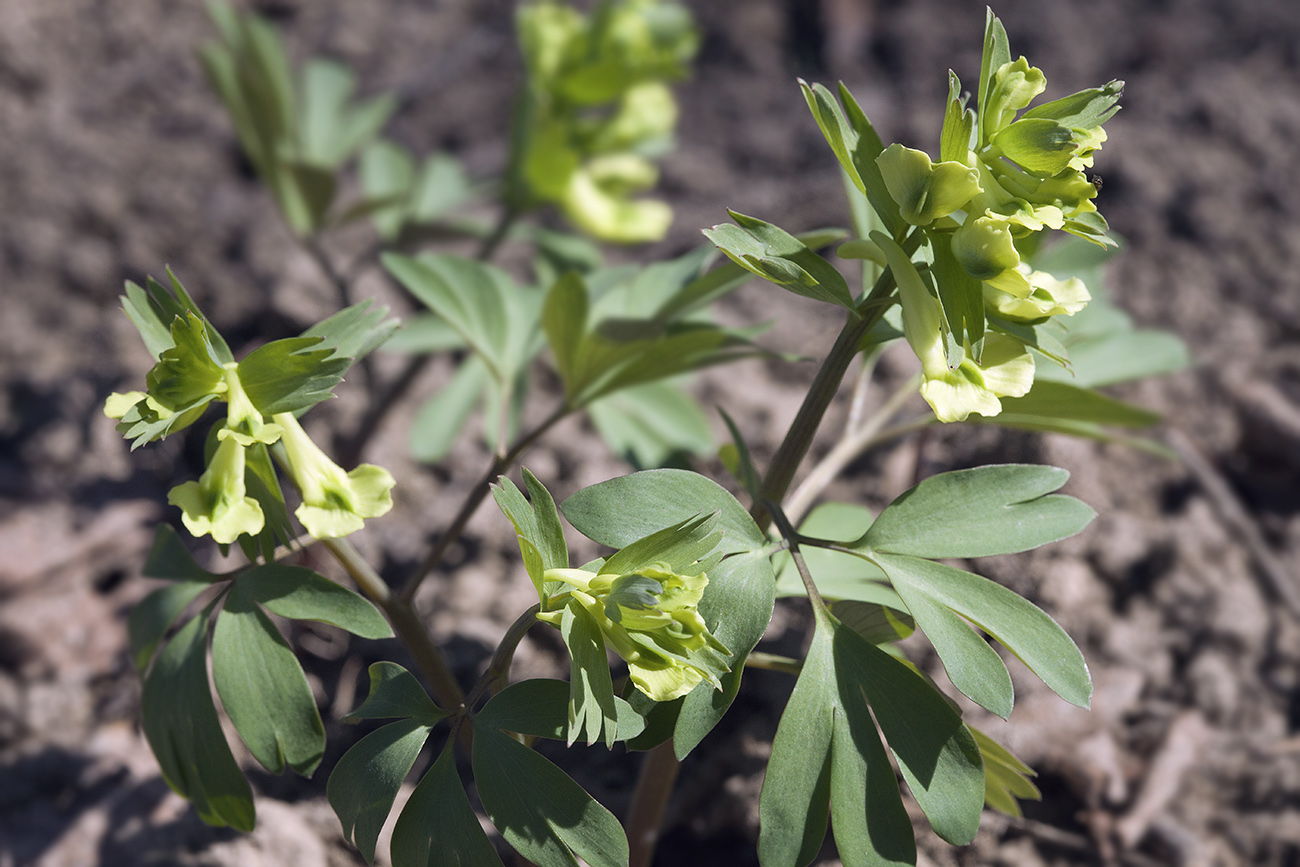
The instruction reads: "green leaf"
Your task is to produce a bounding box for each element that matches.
[383,253,528,385]
[383,312,466,354]
[142,523,219,582]
[473,726,629,867]
[359,139,415,240]
[829,692,916,867]
[832,619,985,845]
[703,211,855,311]
[542,271,589,395]
[476,678,646,743]
[872,554,1092,710]
[587,379,714,469]
[236,336,348,416]
[240,564,393,639]
[598,512,721,578]
[212,580,325,776]
[673,550,776,758]
[128,579,213,673]
[973,415,1177,459]
[759,622,836,867]
[145,312,226,409]
[562,604,619,748]
[344,662,447,725]
[141,611,255,831]
[562,468,765,555]
[297,59,395,169]
[1035,328,1190,389]
[1022,79,1124,130]
[829,599,915,645]
[492,470,569,597]
[391,745,506,867]
[861,464,1095,559]
[410,356,490,463]
[997,380,1160,427]
[970,725,1040,818]
[328,718,433,864]
[301,298,400,370]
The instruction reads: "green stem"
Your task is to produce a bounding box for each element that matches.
[463,603,541,711]
[744,651,803,676]
[400,406,569,603]
[320,537,465,713]
[748,228,920,533]
[626,741,681,867]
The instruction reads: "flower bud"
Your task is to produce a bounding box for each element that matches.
[876,143,981,226]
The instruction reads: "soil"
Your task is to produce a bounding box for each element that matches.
[3,1,1300,865]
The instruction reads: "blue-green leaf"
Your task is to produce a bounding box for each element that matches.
[328,718,433,863]
[212,580,325,776]
[473,726,629,867]
[391,744,506,867]
[862,464,1095,559]
[872,554,1092,710]
[141,611,254,831]
[240,564,393,639]
[344,662,446,725]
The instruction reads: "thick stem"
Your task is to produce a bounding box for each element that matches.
[748,228,919,533]
[626,741,682,867]
[463,603,541,710]
[321,537,465,712]
[399,406,569,603]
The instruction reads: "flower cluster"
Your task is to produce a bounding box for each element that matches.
[540,558,731,703]
[871,13,1121,422]
[106,277,394,550]
[516,0,697,242]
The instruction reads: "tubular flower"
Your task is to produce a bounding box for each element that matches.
[274,412,394,539]
[216,364,282,447]
[985,269,1090,322]
[876,143,982,226]
[167,435,265,545]
[539,562,731,702]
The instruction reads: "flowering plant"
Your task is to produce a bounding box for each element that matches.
[111,5,1187,866]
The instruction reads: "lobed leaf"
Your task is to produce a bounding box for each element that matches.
[212,580,326,776]
[241,564,393,639]
[344,661,446,725]
[473,726,629,867]
[141,611,255,831]
[861,464,1095,559]
[390,745,506,867]
[328,718,433,864]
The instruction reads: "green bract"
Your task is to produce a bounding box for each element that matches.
[275,413,395,540]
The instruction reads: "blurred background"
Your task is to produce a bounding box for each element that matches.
[2,1,1299,864]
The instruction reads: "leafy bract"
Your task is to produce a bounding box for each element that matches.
[473,726,629,867]
[141,611,254,831]
[212,578,326,775]
[860,464,1095,559]
[237,336,348,416]
[703,211,854,310]
[799,80,904,237]
[492,469,569,597]
[301,298,400,370]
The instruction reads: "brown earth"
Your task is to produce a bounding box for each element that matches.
[2,1,1300,865]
